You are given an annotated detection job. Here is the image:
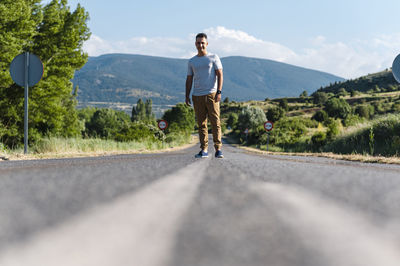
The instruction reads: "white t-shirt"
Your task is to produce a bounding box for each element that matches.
[187,53,223,96]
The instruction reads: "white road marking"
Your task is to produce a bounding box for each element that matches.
[0,160,209,266]
[253,182,400,266]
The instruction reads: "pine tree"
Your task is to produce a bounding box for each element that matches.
[131,105,138,122]
[145,99,154,120]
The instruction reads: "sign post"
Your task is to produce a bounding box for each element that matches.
[158,120,168,147]
[264,121,274,151]
[244,128,249,143]
[10,52,43,154]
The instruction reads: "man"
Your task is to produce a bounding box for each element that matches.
[186,33,224,158]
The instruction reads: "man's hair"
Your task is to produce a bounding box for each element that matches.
[196,33,207,40]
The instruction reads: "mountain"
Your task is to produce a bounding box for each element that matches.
[73,54,344,107]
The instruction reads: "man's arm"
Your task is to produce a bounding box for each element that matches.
[215,69,223,102]
[185,75,193,106]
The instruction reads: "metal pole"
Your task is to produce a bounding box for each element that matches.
[267,132,270,152]
[24,52,29,154]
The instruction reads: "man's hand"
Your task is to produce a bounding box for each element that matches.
[215,93,221,102]
[185,96,192,106]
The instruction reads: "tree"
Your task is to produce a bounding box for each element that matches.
[266,107,286,122]
[278,98,289,111]
[131,98,155,122]
[223,97,230,104]
[313,91,329,105]
[0,0,90,147]
[338,88,348,97]
[312,110,328,123]
[324,98,352,119]
[300,90,308,98]
[131,105,138,122]
[355,104,374,119]
[145,99,154,120]
[131,98,145,122]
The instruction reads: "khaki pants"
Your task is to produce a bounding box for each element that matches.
[192,92,222,151]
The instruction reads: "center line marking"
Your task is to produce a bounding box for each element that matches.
[0,159,209,266]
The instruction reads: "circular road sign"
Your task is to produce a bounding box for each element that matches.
[158,120,168,130]
[10,53,43,87]
[392,54,400,83]
[244,128,249,134]
[264,121,274,132]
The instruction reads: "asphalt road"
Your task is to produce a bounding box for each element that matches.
[0,143,400,266]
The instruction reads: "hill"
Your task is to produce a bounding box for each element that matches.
[73,54,344,108]
[314,69,400,94]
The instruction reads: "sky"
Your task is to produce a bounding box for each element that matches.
[45,0,400,79]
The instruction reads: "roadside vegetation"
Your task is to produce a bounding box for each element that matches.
[221,69,400,159]
[0,1,196,159]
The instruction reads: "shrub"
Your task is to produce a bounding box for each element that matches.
[312,110,328,123]
[311,131,327,150]
[226,113,239,129]
[266,107,286,122]
[323,115,400,156]
[237,105,267,132]
[355,104,374,119]
[326,119,342,140]
[343,114,363,127]
[269,117,307,146]
[324,98,352,119]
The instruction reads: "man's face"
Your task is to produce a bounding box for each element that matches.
[195,37,208,54]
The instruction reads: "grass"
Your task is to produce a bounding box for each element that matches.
[237,145,400,165]
[1,134,196,160]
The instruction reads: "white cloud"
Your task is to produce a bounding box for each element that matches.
[83,26,400,79]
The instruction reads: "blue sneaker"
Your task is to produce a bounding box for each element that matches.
[215,150,224,158]
[195,150,208,158]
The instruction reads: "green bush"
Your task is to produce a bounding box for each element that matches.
[114,122,164,142]
[269,117,307,146]
[162,103,195,134]
[324,98,352,119]
[86,108,130,139]
[237,105,267,132]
